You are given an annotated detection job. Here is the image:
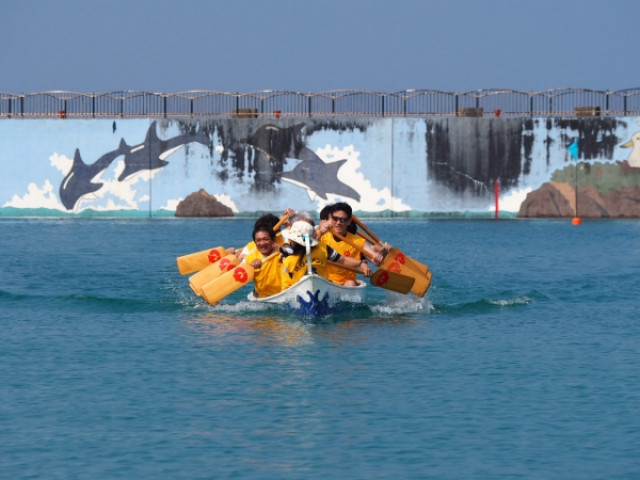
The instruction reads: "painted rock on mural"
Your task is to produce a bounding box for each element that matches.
[518,182,640,218]
[175,189,234,217]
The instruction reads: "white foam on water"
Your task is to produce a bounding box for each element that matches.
[371,292,433,316]
[214,300,272,314]
[488,295,532,307]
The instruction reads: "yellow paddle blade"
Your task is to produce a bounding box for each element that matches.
[383,247,431,278]
[189,254,240,296]
[201,264,255,306]
[176,246,227,275]
[326,260,415,295]
[352,216,432,280]
[370,269,415,294]
[381,249,432,297]
[410,267,433,297]
[405,256,431,277]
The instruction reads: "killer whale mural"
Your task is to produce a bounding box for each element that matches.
[59,121,361,210]
[59,121,210,210]
[59,139,129,210]
[2,115,635,217]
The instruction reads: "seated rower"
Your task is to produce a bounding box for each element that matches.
[244,223,282,298]
[280,218,367,290]
[316,202,384,286]
[234,210,292,259]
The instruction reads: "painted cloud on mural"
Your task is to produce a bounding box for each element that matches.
[4,153,69,210]
[4,179,63,210]
[4,151,158,212]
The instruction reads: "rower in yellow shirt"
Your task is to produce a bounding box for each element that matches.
[235,210,292,259]
[280,216,366,290]
[318,202,385,286]
[244,223,282,298]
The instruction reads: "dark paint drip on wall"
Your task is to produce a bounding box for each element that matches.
[425,118,525,197]
[186,119,361,200]
[554,117,624,161]
[426,117,626,199]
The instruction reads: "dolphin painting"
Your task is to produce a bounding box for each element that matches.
[59,121,210,210]
[117,121,210,181]
[280,148,360,201]
[241,124,361,201]
[59,139,129,210]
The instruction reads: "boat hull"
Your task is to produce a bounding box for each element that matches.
[248,274,367,317]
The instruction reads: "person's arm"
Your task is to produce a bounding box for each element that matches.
[373,241,391,256]
[238,244,251,260]
[314,218,332,239]
[250,259,262,269]
[335,254,370,276]
[362,242,384,266]
[280,208,295,227]
[358,257,372,276]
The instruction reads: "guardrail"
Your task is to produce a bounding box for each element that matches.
[1,88,639,118]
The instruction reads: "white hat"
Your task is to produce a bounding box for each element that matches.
[284,220,318,247]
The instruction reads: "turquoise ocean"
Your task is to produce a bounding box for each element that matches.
[1,217,639,479]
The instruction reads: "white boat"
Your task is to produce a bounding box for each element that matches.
[247,273,367,318]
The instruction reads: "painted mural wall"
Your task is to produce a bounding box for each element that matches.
[1,116,639,217]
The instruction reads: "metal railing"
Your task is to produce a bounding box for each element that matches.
[1,88,639,118]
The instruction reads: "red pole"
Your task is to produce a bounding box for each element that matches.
[494,179,499,219]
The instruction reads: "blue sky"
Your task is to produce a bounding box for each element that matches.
[2,0,638,94]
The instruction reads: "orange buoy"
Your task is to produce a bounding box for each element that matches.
[572,217,582,225]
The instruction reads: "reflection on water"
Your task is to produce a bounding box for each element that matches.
[180,288,432,347]
[187,313,315,346]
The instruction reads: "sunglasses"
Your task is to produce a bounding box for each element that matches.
[332,215,350,223]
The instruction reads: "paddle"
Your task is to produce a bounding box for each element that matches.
[201,251,280,306]
[356,225,430,277]
[337,223,432,297]
[189,253,240,297]
[328,229,422,295]
[352,215,432,278]
[176,246,227,275]
[328,261,415,294]
[176,211,290,276]
[187,244,253,296]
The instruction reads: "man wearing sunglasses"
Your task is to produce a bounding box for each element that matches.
[318,202,384,286]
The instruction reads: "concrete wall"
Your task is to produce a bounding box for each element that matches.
[1,116,639,217]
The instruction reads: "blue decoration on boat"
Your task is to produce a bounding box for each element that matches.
[293,289,332,317]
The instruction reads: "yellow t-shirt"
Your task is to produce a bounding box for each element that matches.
[281,244,329,290]
[320,232,365,284]
[244,249,283,298]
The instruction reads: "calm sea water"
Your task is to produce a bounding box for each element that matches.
[1,217,639,479]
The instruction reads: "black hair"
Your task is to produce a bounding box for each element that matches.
[319,204,334,221]
[252,223,275,241]
[331,202,352,218]
[254,213,279,230]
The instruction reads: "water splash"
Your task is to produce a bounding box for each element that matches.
[372,293,433,315]
[487,295,532,307]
